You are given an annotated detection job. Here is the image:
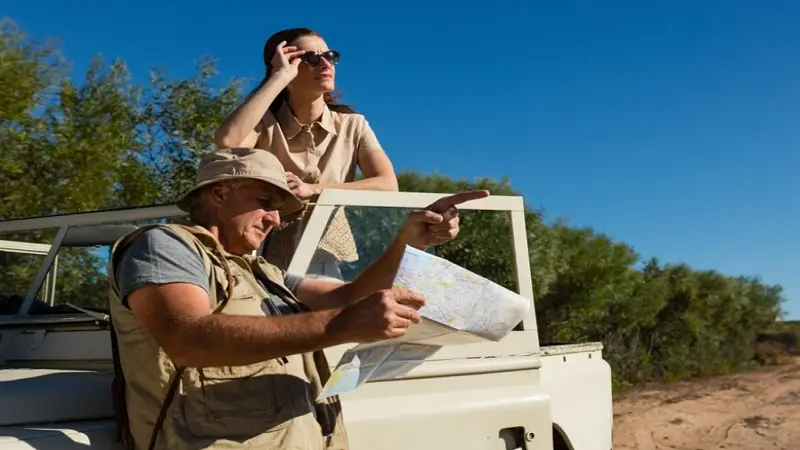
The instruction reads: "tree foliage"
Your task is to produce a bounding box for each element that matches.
[0,18,786,390]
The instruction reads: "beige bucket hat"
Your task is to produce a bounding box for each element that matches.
[176,148,304,215]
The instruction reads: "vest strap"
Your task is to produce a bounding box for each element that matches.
[109,318,134,449]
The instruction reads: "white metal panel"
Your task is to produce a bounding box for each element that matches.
[0,369,114,427]
[540,352,614,450]
[285,204,335,277]
[0,205,184,233]
[340,365,553,450]
[510,209,538,336]
[315,188,524,211]
[0,240,51,255]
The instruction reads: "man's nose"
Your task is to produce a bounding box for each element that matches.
[263,210,281,227]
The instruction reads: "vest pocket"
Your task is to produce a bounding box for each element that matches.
[182,360,294,437]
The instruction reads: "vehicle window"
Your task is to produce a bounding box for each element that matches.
[31,218,172,315]
[429,209,517,293]
[42,244,112,314]
[340,206,422,281]
[0,229,59,315]
[0,217,176,317]
[302,206,517,294]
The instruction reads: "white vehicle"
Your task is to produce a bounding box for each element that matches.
[0,189,613,449]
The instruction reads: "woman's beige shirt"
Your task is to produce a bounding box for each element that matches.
[255,101,384,186]
[255,101,386,269]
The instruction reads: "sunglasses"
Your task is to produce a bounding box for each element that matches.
[299,50,340,67]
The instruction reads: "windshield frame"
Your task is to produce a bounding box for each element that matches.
[286,189,536,329]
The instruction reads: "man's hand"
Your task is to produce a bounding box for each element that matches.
[398,190,490,250]
[326,288,427,343]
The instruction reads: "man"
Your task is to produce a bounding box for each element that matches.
[107,147,489,450]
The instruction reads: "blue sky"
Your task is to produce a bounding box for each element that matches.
[5,1,799,316]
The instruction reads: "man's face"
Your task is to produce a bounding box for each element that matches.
[209,180,286,255]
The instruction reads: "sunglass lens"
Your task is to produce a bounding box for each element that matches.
[323,50,340,65]
[300,53,321,66]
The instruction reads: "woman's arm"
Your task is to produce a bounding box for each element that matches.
[215,72,292,149]
[215,42,305,149]
[309,150,399,194]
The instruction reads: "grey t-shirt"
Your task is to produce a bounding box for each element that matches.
[115,227,305,315]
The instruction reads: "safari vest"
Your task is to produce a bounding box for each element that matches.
[107,223,349,450]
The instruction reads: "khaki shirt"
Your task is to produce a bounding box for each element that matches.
[255,101,384,185]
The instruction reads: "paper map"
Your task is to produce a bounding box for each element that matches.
[317,245,531,400]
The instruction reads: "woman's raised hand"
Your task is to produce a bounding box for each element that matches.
[269,41,306,80]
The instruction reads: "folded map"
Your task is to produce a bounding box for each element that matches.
[317,245,531,400]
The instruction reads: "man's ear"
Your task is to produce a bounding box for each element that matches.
[207,183,229,207]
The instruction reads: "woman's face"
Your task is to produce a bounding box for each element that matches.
[289,34,337,96]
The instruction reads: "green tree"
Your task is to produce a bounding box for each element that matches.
[0,18,243,313]
[0,19,145,312]
[0,16,787,393]
[136,61,244,203]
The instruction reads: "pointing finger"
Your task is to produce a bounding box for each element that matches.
[427,190,490,213]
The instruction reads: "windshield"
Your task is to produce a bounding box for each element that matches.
[289,205,518,294]
[0,233,54,315]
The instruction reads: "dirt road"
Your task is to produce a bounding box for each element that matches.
[612,359,800,450]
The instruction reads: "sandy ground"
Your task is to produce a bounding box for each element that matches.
[612,358,800,450]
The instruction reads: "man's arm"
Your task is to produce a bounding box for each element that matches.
[117,228,426,368]
[293,236,408,311]
[116,227,346,367]
[128,282,344,368]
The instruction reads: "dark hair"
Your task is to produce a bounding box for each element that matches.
[262,28,355,115]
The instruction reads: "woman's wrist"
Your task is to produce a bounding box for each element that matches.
[267,68,295,87]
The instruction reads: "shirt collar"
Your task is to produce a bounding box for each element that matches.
[277,101,337,139]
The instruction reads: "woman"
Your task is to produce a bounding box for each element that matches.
[215,28,398,280]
